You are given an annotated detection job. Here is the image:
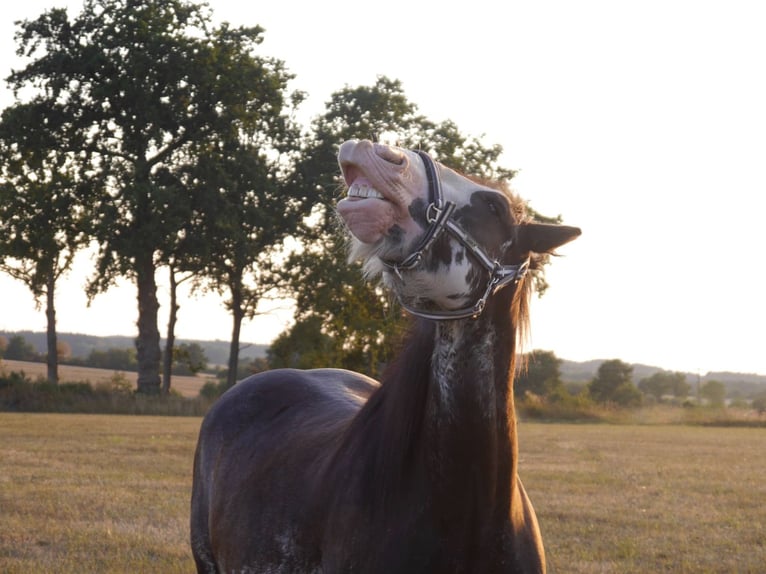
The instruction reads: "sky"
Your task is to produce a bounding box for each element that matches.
[1,0,765,375]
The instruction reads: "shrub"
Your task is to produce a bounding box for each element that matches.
[0,369,212,416]
[94,372,133,395]
[199,380,227,401]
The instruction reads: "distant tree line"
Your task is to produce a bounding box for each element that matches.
[1,0,558,394]
[515,352,765,411]
[3,330,765,412]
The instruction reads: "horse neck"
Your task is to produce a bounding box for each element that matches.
[332,293,522,517]
[425,301,520,508]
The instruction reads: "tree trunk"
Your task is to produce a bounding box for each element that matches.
[226,287,244,389]
[135,254,161,394]
[162,267,179,395]
[45,272,58,385]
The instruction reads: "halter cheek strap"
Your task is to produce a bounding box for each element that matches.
[380,150,530,321]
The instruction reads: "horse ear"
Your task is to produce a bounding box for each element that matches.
[517,223,581,254]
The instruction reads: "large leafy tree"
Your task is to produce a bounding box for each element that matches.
[278,77,524,377]
[9,0,303,392]
[0,100,87,384]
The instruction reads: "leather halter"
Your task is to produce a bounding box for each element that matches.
[380,150,530,321]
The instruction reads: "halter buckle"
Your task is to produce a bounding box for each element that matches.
[426,203,442,224]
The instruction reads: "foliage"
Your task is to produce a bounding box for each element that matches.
[588,359,642,407]
[276,77,535,378]
[518,390,604,422]
[198,380,227,401]
[3,335,39,362]
[0,371,210,415]
[0,75,88,383]
[267,315,337,370]
[638,371,690,401]
[700,379,726,407]
[85,347,137,371]
[6,0,303,393]
[2,10,577,391]
[516,350,564,398]
[213,357,269,387]
[172,342,208,375]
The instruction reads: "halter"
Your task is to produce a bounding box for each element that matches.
[380,150,530,321]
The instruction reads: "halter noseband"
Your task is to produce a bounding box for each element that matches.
[380,150,530,321]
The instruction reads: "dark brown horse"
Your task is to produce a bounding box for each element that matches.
[191,140,580,573]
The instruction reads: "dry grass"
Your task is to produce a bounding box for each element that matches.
[1,414,764,573]
[520,423,766,573]
[0,413,200,573]
[1,360,211,397]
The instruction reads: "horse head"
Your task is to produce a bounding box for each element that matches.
[337,139,581,319]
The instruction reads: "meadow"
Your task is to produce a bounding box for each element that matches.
[0,413,764,573]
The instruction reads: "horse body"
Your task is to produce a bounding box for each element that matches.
[191,140,579,573]
[192,318,542,573]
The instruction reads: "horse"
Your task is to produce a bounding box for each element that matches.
[190,139,580,573]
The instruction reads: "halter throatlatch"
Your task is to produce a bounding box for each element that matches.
[380,150,530,321]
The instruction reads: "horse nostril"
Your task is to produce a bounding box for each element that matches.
[375,143,405,165]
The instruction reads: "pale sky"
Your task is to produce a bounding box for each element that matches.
[1,0,765,376]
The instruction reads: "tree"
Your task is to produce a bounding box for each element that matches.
[172,342,208,376]
[182,116,306,389]
[3,335,38,362]
[611,381,643,408]
[588,359,640,406]
[277,77,527,377]
[161,267,193,394]
[267,316,338,370]
[10,0,303,392]
[670,373,692,399]
[638,371,689,402]
[516,350,564,398]
[0,98,87,384]
[700,380,726,408]
[86,347,137,371]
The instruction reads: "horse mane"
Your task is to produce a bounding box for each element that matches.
[322,318,434,518]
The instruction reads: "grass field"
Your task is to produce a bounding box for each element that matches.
[1,413,764,573]
[1,360,211,397]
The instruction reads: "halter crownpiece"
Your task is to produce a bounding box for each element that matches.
[380,150,530,321]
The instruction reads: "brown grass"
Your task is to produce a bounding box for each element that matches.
[1,414,764,573]
[1,360,211,397]
[520,423,766,573]
[0,413,199,573]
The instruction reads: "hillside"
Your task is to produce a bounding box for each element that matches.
[0,330,268,367]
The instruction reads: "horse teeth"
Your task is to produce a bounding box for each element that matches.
[348,182,384,200]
